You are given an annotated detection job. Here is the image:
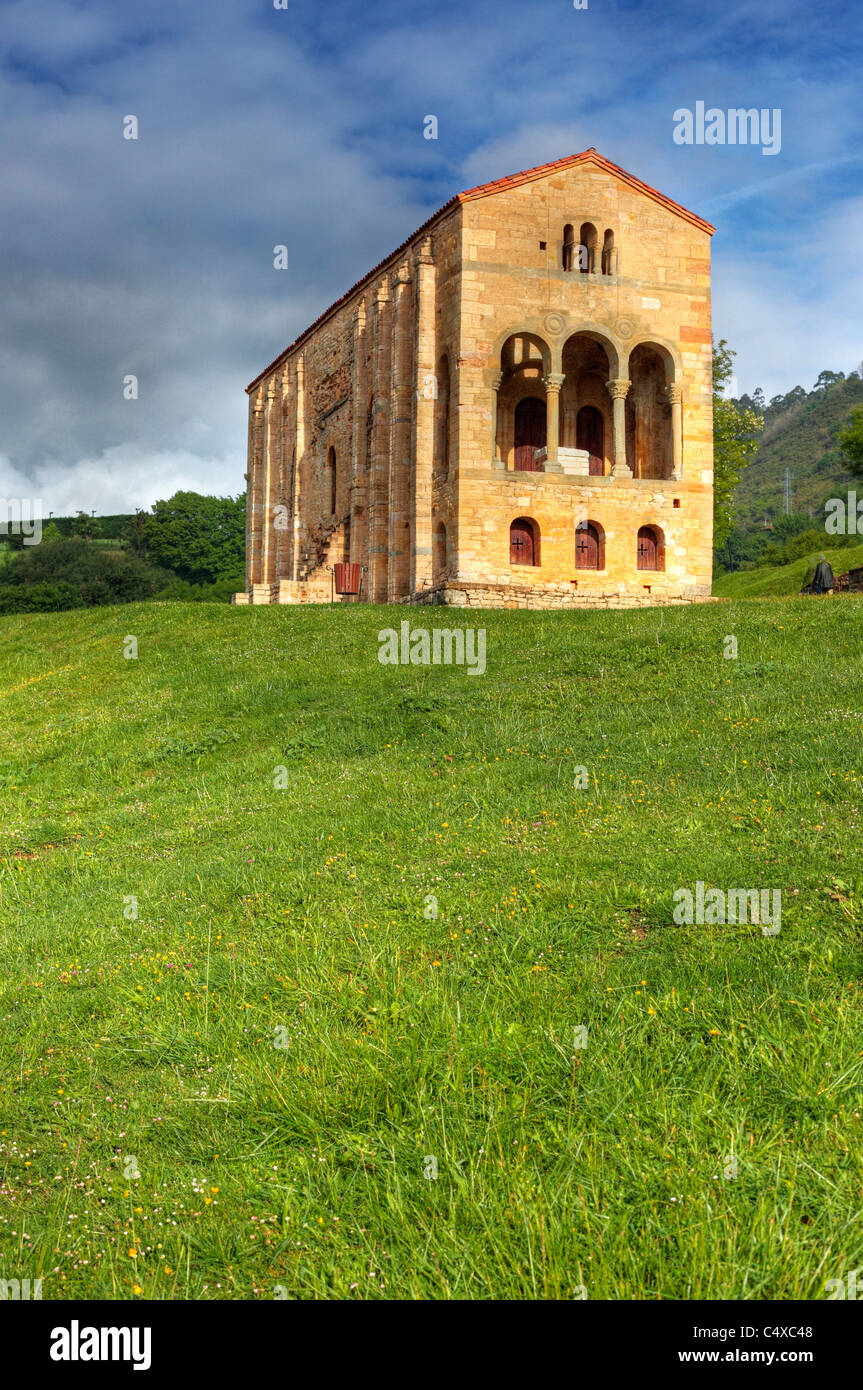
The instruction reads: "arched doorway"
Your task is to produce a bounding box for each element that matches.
[575,520,603,570]
[576,406,605,475]
[510,517,539,566]
[637,525,664,571]
[513,397,546,471]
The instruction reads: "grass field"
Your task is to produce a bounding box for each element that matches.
[1,596,861,1301]
[713,541,863,599]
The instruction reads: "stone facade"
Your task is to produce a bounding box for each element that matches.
[234,149,715,609]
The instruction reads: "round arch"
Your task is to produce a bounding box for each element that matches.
[623,337,680,384]
[561,326,621,381]
[496,329,553,376]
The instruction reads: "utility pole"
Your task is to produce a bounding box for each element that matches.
[783,468,792,516]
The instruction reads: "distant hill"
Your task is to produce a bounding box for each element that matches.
[731,371,863,529]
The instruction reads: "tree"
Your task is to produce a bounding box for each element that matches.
[121,509,149,557]
[71,510,100,541]
[814,369,844,391]
[137,492,246,584]
[838,406,863,480]
[712,340,763,550]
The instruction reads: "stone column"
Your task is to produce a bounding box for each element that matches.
[260,378,279,587]
[243,394,255,590]
[370,285,391,603]
[350,302,369,576]
[491,372,504,465]
[411,238,436,595]
[274,368,289,583]
[389,265,413,601]
[606,378,632,477]
[543,372,566,464]
[292,354,305,581]
[666,382,683,480]
[249,386,265,583]
[282,360,297,584]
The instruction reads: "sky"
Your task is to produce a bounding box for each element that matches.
[1,0,861,514]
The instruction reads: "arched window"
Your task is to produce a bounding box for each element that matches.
[562,223,575,272]
[326,446,337,515]
[637,525,665,571]
[579,222,598,275]
[576,405,605,475]
[510,517,540,567]
[602,229,615,275]
[433,522,447,580]
[576,520,604,570]
[513,397,546,471]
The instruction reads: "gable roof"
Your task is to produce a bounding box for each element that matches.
[246,148,714,392]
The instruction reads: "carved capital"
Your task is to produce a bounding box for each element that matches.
[543,372,566,394]
[492,372,504,392]
[665,382,683,404]
[606,377,631,401]
[414,236,434,267]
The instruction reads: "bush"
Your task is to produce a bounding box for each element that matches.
[0,538,172,613]
[155,574,245,603]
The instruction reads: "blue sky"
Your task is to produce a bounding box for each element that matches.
[1,0,861,512]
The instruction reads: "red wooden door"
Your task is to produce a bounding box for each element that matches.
[514,397,546,471]
[577,406,605,475]
[510,520,534,566]
[637,526,657,570]
[575,522,600,569]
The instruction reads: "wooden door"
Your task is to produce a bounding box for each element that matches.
[510,519,535,566]
[514,397,546,471]
[577,406,605,475]
[637,526,658,570]
[576,522,600,570]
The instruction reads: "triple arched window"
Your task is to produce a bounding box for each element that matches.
[562,223,615,275]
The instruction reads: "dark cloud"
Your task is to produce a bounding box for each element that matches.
[0,0,860,511]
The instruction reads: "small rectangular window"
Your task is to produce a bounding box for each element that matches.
[673,498,681,508]
[539,241,547,250]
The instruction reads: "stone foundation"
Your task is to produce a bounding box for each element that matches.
[410,580,715,609]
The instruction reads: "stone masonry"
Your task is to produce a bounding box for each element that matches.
[234,149,715,609]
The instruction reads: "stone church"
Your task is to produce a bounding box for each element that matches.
[235,149,715,609]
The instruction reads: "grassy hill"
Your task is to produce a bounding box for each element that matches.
[733,374,863,529]
[1,599,862,1300]
[713,540,863,598]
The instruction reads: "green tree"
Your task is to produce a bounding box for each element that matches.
[121,509,150,557]
[138,492,246,584]
[712,340,763,550]
[71,510,101,541]
[838,406,863,480]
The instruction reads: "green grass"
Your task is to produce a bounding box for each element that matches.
[1,597,862,1301]
[713,541,863,598]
